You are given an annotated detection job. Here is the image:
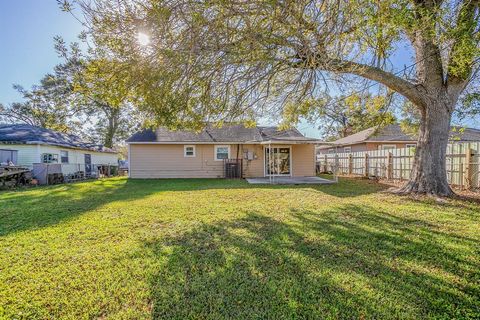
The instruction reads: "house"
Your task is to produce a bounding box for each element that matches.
[126,124,319,178]
[317,124,480,154]
[0,124,119,177]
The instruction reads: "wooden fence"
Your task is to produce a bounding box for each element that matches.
[317,142,480,189]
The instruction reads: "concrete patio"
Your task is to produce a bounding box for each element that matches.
[246,176,336,185]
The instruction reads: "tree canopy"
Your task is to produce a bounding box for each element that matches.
[66,0,479,128]
[1,38,142,148]
[0,60,82,133]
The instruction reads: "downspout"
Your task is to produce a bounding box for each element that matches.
[236,143,241,178]
[36,144,41,164]
[127,143,131,178]
[269,143,272,184]
[334,145,339,183]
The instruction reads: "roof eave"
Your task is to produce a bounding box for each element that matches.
[260,139,320,145]
[0,141,117,154]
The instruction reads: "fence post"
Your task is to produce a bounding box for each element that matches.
[364,153,369,177]
[387,152,393,180]
[334,154,339,175]
[399,161,403,180]
[323,154,328,173]
[464,148,473,189]
[348,154,353,175]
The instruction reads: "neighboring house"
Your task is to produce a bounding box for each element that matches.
[126,124,318,178]
[317,124,480,154]
[0,124,118,175]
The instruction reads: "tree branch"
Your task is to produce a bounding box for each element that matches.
[295,56,426,107]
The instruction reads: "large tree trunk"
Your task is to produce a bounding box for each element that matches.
[102,106,119,149]
[104,116,115,149]
[398,98,454,196]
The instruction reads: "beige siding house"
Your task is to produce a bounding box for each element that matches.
[317,124,480,154]
[127,125,318,179]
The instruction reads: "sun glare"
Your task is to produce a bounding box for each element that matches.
[137,32,150,46]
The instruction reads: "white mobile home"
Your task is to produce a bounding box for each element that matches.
[0,124,118,177]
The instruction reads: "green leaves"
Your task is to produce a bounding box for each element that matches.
[72,0,478,131]
[281,91,396,139]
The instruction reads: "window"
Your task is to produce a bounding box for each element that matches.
[343,147,351,153]
[406,144,416,149]
[379,144,396,151]
[184,145,196,157]
[214,145,230,161]
[60,150,69,163]
[42,153,58,163]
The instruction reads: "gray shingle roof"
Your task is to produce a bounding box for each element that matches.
[364,124,416,142]
[324,124,480,146]
[449,127,480,141]
[127,129,158,142]
[127,124,318,143]
[0,124,116,153]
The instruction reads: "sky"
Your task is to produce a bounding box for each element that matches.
[0,0,84,104]
[0,1,477,139]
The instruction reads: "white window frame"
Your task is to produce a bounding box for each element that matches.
[42,153,58,163]
[263,146,292,177]
[343,147,351,153]
[379,144,396,151]
[60,150,69,163]
[406,144,416,149]
[214,145,230,161]
[184,145,196,157]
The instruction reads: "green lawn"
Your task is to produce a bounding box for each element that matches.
[0,178,479,319]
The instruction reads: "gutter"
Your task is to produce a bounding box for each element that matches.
[0,141,118,154]
[127,140,325,145]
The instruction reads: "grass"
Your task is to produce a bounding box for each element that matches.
[0,177,479,319]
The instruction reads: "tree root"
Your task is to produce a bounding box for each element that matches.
[390,180,456,198]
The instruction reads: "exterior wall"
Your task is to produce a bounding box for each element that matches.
[317,142,417,154]
[129,143,316,178]
[130,144,228,178]
[317,143,368,154]
[38,145,118,174]
[0,143,118,172]
[291,144,316,177]
[365,142,416,151]
[0,144,40,167]
[240,144,264,177]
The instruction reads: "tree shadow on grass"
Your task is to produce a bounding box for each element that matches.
[0,178,160,237]
[127,176,385,198]
[0,177,386,237]
[145,205,479,319]
[0,178,261,237]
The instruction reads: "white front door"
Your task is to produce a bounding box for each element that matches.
[265,146,291,176]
